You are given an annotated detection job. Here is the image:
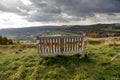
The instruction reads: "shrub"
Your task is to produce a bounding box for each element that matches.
[88,40,101,45]
[0,36,14,45]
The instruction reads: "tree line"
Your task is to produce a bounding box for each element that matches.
[0,36,14,45]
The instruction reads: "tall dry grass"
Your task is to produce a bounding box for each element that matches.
[88,37,120,45]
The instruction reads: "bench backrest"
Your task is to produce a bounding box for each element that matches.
[36,36,86,55]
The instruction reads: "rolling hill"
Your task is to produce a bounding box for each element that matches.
[0,23,120,42]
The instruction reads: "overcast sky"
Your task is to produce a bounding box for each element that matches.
[0,0,120,29]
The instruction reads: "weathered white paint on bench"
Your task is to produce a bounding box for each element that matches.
[36,35,86,56]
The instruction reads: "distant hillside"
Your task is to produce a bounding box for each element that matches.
[0,26,68,42]
[0,26,67,36]
[66,24,120,31]
[0,24,120,42]
[65,24,120,37]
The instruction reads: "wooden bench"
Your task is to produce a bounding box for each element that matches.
[36,35,87,57]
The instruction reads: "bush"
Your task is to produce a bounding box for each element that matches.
[0,36,14,45]
[88,40,101,45]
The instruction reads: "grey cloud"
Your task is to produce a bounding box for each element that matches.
[0,0,34,16]
[26,12,70,22]
[0,0,120,23]
[54,0,120,16]
[29,0,62,14]
[43,7,62,14]
[30,0,48,7]
[27,0,120,22]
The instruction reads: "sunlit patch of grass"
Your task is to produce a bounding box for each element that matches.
[8,65,26,80]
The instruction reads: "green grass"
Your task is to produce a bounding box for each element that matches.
[0,44,120,80]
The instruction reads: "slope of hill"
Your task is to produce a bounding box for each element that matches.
[65,24,120,31]
[0,38,120,80]
[65,24,120,37]
[0,23,120,41]
[0,26,68,42]
[0,26,67,37]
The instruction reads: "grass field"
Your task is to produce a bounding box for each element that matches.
[0,38,120,80]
